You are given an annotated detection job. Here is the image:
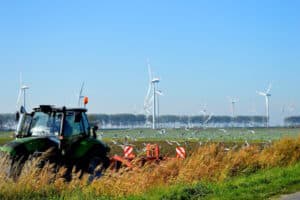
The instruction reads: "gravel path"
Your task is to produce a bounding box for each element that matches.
[280,192,300,200]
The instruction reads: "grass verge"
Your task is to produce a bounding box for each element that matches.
[133,163,300,200]
[2,137,300,199]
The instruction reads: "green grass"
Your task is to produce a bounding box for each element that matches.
[0,131,13,145]
[128,162,300,200]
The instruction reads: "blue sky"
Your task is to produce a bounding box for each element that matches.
[0,0,300,124]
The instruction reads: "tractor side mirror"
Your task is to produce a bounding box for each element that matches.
[20,106,26,114]
[92,125,98,139]
[16,112,20,121]
[93,125,98,131]
[75,112,82,123]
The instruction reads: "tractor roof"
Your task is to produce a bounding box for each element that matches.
[33,105,87,113]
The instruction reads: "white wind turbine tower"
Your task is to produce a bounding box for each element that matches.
[228,97,239,118]
[151,77,160,129]
[156,90,163,128]
[16,73,30,110]
[257,83,272,127]
[143,60,161,129]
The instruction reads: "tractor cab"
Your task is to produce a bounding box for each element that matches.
[15,105,96,140]
[2,104,110,181]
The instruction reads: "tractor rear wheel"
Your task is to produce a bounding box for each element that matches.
[7,155,27,181]
[87,155,110,183]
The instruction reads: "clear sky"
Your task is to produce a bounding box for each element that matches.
[0,0,300,125]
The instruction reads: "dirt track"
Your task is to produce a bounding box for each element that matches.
[280,192,300,200]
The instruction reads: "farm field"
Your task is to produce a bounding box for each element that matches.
[100,127,300,142]
[1,128,300,156]
[102,127,300,156]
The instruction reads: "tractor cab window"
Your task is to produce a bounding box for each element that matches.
[64,111,85,137]
[82,113,90,135]
[30,112,61,136]
[16,113,32,137]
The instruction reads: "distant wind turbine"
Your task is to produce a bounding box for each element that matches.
[16,73,30,110]
[228,97,239,118]
[257,83,272,127]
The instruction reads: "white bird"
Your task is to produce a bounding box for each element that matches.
[244,140,250,147]
[111,140,118,145]
[232,144,239,150]
[165,140,173,146]
[117,144,126,150]
[218,129,227,133]
[171,140,180,146]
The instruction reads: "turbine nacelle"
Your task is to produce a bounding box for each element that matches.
[151,78,160,83]
[21,86,29,90]
[257,91,271,97]
[228,97,239,104]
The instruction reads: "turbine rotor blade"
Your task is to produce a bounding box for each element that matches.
[78,82,85,106]
[147,59,153,82]
[79,82,85,97]
[19,72,22,87]
[156,90,163,96]
[16,89,22,108]
[257,91,266,96]
[266,83,272,93]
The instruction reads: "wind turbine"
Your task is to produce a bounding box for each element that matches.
[77,82,85,107]
[199,104,208,115]
[16,73,30,110]
[228,97,239,118]
[143,60,161,129]
[257,83,272,127]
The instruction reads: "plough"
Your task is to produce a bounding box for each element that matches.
[109,143,186,172]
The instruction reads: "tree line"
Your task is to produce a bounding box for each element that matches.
[1,113,300,130]
[88,114,268,128]
[284,116,300,127]
[0,114,16,131]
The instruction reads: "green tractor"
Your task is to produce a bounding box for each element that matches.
[0,105,110,181]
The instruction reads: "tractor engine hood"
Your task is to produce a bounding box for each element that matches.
[0,136,60,157]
